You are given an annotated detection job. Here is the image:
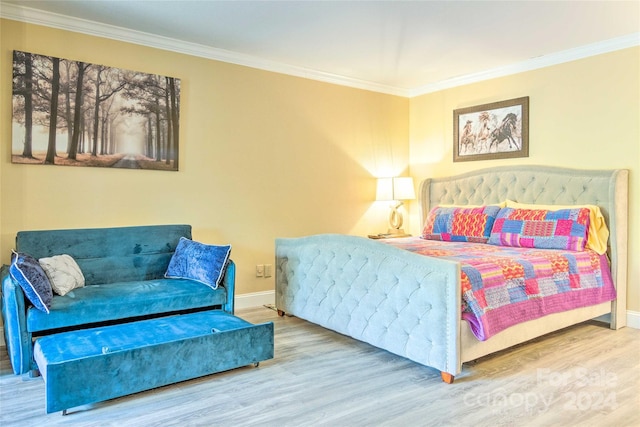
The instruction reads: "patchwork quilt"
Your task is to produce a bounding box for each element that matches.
[382,238,616,341]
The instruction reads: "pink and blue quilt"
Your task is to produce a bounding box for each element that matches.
[382,238,616,341]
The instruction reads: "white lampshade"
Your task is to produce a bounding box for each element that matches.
[392,177,416,201]
[375,177,394,201]
[376,177,415,201]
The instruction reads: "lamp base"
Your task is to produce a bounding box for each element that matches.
[368,229,412,239]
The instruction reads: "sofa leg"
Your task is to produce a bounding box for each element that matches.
[277,309,285,317]
[29,369,41,378]
[441,372,455,384]
[62,410,68,416]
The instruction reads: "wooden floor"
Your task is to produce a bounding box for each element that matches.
[1,306,638,426]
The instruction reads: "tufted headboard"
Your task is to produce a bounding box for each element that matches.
[418,165,629,326]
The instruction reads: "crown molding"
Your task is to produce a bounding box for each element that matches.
[0,2,409,97]
[409,32,640,97]
[2,3,637,99]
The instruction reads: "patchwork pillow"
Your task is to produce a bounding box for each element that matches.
[39,254,85,296]
[505,200,608,255]
[165,237,231,290]
[9,250,53,313]
[488,207,590,251]
[421,205,501,243]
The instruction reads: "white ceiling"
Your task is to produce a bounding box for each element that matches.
[1,1,639,96]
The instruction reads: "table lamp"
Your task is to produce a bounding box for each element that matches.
[376,176,415,235]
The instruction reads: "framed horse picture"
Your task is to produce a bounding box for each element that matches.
[453,96,529,162]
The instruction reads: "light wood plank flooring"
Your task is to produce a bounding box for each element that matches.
[1,306,638,426]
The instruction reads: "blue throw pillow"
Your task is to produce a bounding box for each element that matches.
[164,237,231,290]
[9,250,53,313]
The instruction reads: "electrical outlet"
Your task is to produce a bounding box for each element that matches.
[264,264,273,278]
[256,264,264,277]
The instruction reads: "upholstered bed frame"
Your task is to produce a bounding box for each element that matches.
[276,165,628,383]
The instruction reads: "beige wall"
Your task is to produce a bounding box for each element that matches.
[1,19,409,296]
[409,47,640,313]
[1,19,637,316]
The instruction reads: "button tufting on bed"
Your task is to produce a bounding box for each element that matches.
[277,166,628,383]
[276,235,460,375]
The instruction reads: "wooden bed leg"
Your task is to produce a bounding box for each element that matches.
[441,372,455,384]
[277,309,285,317]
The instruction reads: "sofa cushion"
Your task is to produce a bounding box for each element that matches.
[26,278,227,333]
[39,254,85,296]
[165,238,231,290]
[9,251,53,313]
[16,225,192,286]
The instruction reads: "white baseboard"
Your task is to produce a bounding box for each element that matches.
[235,290,275,310]
[627,310,640,329]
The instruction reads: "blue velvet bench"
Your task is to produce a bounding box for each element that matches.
[33,310,274,414]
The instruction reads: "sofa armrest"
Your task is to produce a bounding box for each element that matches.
[1,265,33,375]
[221,260,236,314]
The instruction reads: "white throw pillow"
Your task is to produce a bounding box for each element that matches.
[38,254,85,296]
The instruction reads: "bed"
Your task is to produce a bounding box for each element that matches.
[275,165,628,383]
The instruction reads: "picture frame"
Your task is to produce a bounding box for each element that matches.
[12,50,180,171]
[453,96,529,162]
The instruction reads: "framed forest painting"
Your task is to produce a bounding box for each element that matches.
[11,50,180,171]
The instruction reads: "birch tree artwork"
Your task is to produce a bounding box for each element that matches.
[12,50,180,171]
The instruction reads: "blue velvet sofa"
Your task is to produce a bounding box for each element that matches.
[1,224,236,376]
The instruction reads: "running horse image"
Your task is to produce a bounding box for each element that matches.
[475,111,492,152]
[459,120,475,154]
[488,113,520,152]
